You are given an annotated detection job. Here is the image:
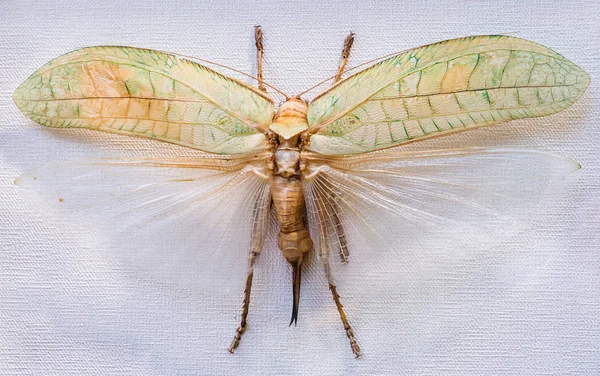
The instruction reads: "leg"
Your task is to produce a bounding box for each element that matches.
[254,25,267,93]
[228,194,271,353]
[334,32,355,84]
[316,192,361,357]
[228,255,256,353]
[322,240,362,357]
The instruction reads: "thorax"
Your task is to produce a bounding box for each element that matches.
[270,98,308,178]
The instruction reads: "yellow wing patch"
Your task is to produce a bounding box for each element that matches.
[306,36,590,155]
[14,46,275,154]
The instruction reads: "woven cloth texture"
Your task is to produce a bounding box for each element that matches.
[0,1,598,375]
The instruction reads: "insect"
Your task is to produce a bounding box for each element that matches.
[13,27,589,357]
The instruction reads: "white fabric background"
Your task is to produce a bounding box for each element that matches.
[1,1,599,375]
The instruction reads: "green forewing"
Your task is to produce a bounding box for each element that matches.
[306,35,590,155]
[14,46,275,154]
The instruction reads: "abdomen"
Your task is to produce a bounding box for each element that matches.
[270,176,312,263]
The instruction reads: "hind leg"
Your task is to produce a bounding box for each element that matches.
[315,192,361,357]
[228,194,271,353]
[322,242,362,357]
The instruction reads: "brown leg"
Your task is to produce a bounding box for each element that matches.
[322,246,362,357]
[228,251,258,353]
[334,32,355,84]
[316,191,361,357]
[329,284,361,357]
[254,25,267,93]
[228,194,271,353]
